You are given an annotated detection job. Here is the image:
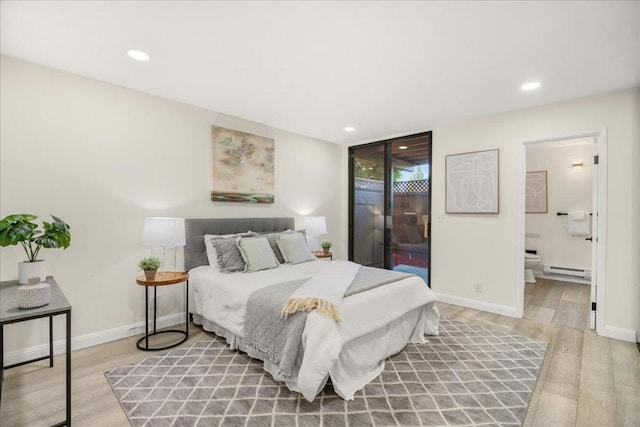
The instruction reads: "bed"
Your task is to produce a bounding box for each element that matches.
[185,217,439,402]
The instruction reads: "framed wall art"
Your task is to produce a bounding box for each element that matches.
[211,126,275,203]
[445,149,499,214]
[525,170,548,213]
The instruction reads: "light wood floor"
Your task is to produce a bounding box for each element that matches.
[2,301,639,426]
[524,277,591,330]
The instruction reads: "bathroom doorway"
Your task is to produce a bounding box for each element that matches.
[520,130,607,332]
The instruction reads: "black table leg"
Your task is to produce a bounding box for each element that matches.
[145,287,149,351]
[49,316,54,368]
[185,280,189,336]
[66,310,71,426]
[1,324,4,404]
[153,286,157,334]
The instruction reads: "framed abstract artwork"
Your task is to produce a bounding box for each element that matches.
[445,149,499,214]
[525,171,548,213]
[211,126,275,203]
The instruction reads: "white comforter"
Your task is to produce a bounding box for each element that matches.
[189,260,439,401]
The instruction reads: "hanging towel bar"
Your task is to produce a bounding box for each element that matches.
[556,212,593,216]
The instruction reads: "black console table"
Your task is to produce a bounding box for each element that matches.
[0,276,72,426]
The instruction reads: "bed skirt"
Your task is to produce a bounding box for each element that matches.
[192,302,438,401]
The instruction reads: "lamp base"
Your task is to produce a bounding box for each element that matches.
[306,234,321,251]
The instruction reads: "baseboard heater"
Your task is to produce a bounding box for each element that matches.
[543,265,591,280]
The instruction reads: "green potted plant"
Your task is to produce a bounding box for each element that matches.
[0,214,71,284]
[320,241,332,255]
[138,256,162,280]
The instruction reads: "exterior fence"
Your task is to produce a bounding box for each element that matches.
[354,178,429,194]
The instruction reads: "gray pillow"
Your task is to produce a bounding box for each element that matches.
[237,236,279,272]
[261,232,286,264]
[204,232,252,269]
[211,233,258,273]
[276,231,315,264]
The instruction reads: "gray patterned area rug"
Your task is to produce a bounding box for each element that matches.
[105,318,547,426]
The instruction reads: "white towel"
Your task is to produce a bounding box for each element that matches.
[570,210,587,220]
[568,210,590,236]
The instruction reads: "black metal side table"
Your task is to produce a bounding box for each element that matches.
[136,271,189,351]
[0,276,72,426]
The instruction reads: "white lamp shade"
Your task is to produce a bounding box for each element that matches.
[303,216,327,235]
[141,217,186,248]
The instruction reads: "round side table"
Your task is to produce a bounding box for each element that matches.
[312,251,333,260]
[136,271,189,351]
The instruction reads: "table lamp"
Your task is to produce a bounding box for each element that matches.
[141,217,186,271]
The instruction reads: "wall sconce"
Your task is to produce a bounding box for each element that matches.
[572,160,583,170]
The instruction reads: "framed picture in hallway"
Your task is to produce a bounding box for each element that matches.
[211,126,275,203]
[525,171,548,213]
[445,149,499,214]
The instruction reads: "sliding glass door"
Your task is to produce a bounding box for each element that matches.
[349,132,432,285]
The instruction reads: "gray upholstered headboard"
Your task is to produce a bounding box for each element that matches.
[184,217,295,271]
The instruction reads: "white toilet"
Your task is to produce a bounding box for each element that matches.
[524,253,542,283]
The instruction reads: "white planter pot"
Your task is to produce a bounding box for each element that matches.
[18,260,47,285]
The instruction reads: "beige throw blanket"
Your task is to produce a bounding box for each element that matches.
[282,260,360,322]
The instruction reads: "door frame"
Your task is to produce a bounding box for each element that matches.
[516,129,607,333]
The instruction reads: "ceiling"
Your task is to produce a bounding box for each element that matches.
[1,1,638,145]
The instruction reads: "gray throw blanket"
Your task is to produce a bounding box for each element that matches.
[241,266,411,380]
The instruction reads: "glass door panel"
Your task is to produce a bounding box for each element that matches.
[351,144,385,267]
[389,136,431,285]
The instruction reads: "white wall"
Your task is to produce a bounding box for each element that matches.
[525,141,593,273]
[431,89,639,337]
[0,56,346,354]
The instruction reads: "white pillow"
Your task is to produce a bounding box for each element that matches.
[204,232,251,269]
[237,236,279,272]
[276,231,315,264]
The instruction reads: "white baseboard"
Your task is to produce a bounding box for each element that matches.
[436,293,521,319]
[3,312,186,366]
[599,325,637,343]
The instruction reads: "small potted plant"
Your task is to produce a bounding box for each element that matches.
[320,241,332,255]
[0,214,71,284]
[138,256,162,280]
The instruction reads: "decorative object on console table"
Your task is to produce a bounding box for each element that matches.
[211,126,275,203]
[136,271,189,351]
[0,213,71,285]
[445,149,499,214]
[141,217,186,271]
[16,280,51,309]
[303,216,327,251]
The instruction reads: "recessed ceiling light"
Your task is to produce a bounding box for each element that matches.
[521,81,541,91]
[127,49,150,61]
[344,126,356,132]
[399,146,408,150]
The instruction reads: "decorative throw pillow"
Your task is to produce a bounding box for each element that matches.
[237,236,279,272]
[212,238,246,273]
[204,232,251,269]
[261,232,287,264]
[210,233,258,273]
[276,231,315,264]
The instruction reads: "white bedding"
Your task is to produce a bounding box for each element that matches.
[189,260,439,401]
